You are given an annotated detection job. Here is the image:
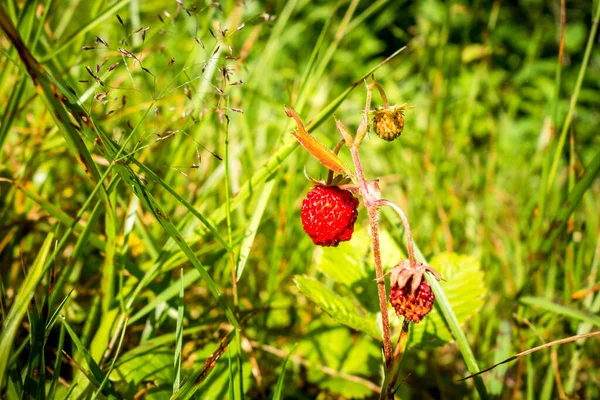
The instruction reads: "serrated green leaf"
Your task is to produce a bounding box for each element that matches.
[294,275,381,340]
[312,228,486,349]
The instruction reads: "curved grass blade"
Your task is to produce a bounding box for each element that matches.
[91,317,128,400]
[128,269,200,325]
[0,179,106,251]
[173,269,184,393]
[460,331,600,382]
[520,296,600,327]
[236,179,276,282]
[539,149,600,254]
[133,161,231,251]
[171,328,236,400]
[47,323,66,400]
[0,232,53,387]
[60,317,121,398]
[546,1,600,189]
[410,242,489,399]
[272,344,298,400]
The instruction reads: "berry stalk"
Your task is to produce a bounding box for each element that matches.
[376,199,415,269]
[350,145,392,366]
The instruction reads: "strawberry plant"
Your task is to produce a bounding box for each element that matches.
[286,78,488,397]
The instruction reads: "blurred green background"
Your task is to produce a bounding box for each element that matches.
[0,0,599,398]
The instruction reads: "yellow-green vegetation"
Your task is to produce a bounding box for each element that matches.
[0,0,599,398]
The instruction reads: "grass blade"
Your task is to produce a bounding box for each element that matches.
[173,268,184,393]
[546,1,600,188]
[411,244,489,398]
[539,149,600,254]
[236,179,276,282]
[171,328,236,400]
[520,296,600,327]
[272,344,298,400]
[0,232,53,387]
[60,317,121,398]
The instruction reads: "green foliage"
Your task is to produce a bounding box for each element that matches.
[1,0,599,398]
[299,228,486,349]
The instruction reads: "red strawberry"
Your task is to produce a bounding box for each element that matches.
[301,185,359,247]
[390,279,434,323]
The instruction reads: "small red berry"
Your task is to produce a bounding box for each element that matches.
[390,279,434,323]
[301,185,359,247]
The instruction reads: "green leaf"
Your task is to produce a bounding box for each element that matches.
[312,228,486,349]
[293,275,381,340]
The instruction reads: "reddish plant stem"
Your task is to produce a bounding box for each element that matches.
[373,81,390,108]
[368,206,392,365]
[376,199,416,269]
[350,146,392,366]
[387,320,410,397]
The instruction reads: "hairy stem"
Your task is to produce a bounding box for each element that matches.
[368,206,392,366]
[377,199,416,269]
[350,146,392,366]
[355,81,374,147]
[373,81,390,108]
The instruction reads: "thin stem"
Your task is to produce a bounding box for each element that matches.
[350,146,369,192]
[373,81,390,108]
[547,0,600,190]
[355,81,374,147]
[368,206,392,366]
[379,320,410,399]
[350,146,392,366]
[326,139,347,184]
[376,199,416,269]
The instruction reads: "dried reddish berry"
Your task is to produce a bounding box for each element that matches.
[390,279,434,323]
[301,185,359,247]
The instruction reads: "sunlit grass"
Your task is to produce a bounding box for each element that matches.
[0,0,599,398]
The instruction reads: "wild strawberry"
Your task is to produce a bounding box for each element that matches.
[372,104,411,142]
[390,279,434,323]
[301,185,359,247]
